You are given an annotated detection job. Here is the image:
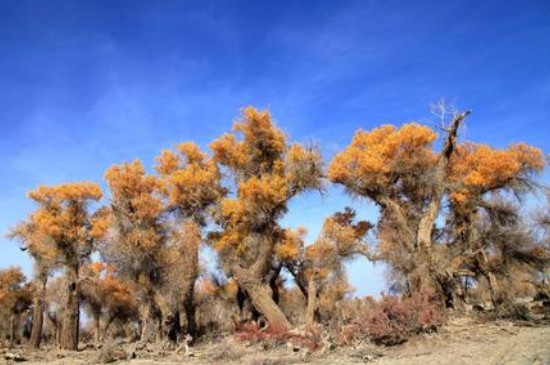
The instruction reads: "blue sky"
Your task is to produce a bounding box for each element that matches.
[1,0,549,296]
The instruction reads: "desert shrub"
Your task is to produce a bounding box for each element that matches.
[236,322,325,352]
[361,295,412,345]
[492,292,532,320]
[287,324,325,352]
[235,322,289,348]
[336,324,363,346]
[337,290,445,346]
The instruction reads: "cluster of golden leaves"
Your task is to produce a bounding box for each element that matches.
[449,143,544,205]
[155,142,223,219]
[12,182,103,265]
[105,160,163,223]
[0,266,32,311]
[211,107,323,256]
[81,262,137,312]
[328,123,437,192]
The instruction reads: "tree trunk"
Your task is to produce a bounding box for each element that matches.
[234,232,291,329]
[29,275,47,348]
[139,297,162,343]
[60,264,80,350]
[417,111,467,250]
[9,313,17,347]
[139,303,154,343]
[165,310,181,342]
[305,275,318,327]
[183,293,196,337]
[101,315,114,341]
[92,309,101,345]
[246,283,291,330]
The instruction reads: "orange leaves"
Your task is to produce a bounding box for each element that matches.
[177,141,208,164]
[155,142,222,218]
[28,182,102,205]
[286,144,324,193]
[105,160,163,221]
[233,107,286,160]
[275,227,306,261]
[155,149,181,175]
[211,107,323,268]
[329,123,437,194]
[210,107,287,175]
[239,175,289,210]
[17,182,103,267]
[210,133,248,172]
[449,142,545,205]
[0,266,32,312]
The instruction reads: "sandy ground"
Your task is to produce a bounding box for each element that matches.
[3,318,550,365]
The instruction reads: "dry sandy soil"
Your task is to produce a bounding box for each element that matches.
[3,317,550,365]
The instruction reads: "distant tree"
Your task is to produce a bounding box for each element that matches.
[104,161,167,342]
[0,267,33,347]
[80,262,138,344]
[8,218,57,348]
[155,142,224,338]
[277,208,372,326]
[210,107,323,329]
[20,183,103,350]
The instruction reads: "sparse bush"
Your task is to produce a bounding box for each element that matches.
[235,322,289,348]
[339,291,445,346]
[492,292,532,320]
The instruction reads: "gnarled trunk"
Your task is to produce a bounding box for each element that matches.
[61,265,80,350]
[244,281,291,329]
[9,313,17,347]
[29,275,47,348]
[183,293,196,338]
[305,275,318,327]
[92,309,101,345]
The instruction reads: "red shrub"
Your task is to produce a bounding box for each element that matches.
[349,290,445,346]
[235,322,289,346]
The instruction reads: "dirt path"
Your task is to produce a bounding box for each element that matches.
[3,319,550,365]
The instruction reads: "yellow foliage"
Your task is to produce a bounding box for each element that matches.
[105,160,163,221]
[449,142,544,205]
[328,123,437,192]
[275,227,306,261]
[155,142,222,218]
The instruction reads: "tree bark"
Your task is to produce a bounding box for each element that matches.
[29,275,47,348]
[305,275,318,327]
[417,111,468,250]
[233,232,291,329]
[60,264,80,350]
[9,313,17,347]
[183,293,196,337]
[92,309,101,345]
[245,282,291,330]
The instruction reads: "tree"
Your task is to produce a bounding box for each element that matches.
[22,182,103,350]
[80,262,138,344]
[210,107,323,329]
[446,143,546,304]
[0,267,33,347]
[155,142,224,337]
[104,160,167,342]
[8,218,57,348]
[328,109,545,308]
[277,208,371,326]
